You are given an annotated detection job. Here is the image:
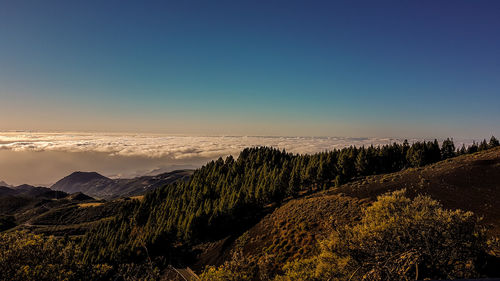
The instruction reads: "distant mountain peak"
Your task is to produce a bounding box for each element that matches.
[51,171,113,195]
[15,184,37,188]
[65,171,110,182]
[0,180,11,187]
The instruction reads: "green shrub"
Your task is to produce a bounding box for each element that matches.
[276,190,488,281]
[317,190,486,280]
[0,231,111,281]
[200,251,257,281]
[274,258,317,281]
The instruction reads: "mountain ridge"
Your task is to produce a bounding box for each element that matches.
[0,180,10,187]
[0,184,68,199]
[51,169,193,199]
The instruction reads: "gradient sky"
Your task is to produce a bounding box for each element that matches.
[1,0,500,137]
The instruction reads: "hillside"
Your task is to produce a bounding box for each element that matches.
[0,169,194,237]
[51,172,115,196]
[0,184,66,198]
[335,146,500,234]
[0,180,11,187]
[51,170,193,199]
[197,147,500,274]
[194,194,367,271]
[1,169,194,235]
[0,185,98,233]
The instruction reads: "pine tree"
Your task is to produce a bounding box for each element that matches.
[355,148,368,176]
[478,139,489,151]
[441,138,456,159]
[489,136,500,148]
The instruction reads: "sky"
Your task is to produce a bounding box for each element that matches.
[1,1,500,185]
[0,0,499,137]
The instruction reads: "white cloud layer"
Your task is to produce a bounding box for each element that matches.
[0,132,485,186]
[0,132,479,160]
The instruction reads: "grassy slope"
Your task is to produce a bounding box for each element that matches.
[335,146,500,235]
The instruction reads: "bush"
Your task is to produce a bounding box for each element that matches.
[200,251,257,281]
[0,231,111,281]
[0,215,16,231]
[274,258,317,281]
[316,190,486,280]
[276,190,488,281]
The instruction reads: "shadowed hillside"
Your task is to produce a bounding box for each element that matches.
[51,172,113,194]
[0,185,101,234]
[0,184,67,199]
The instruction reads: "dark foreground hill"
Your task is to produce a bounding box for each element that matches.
[51,170,193,199]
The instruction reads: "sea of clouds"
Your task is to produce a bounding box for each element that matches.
[0,132,401,158]
[0,132,479,159]
[0,132,480,185]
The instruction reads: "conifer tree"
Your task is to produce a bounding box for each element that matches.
[441,138,456,159]
[489,136,500,148]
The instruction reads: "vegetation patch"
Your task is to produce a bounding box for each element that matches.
[128,195,144,202]
[78,202,104,208]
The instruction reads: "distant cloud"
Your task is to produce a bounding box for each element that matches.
[0,132,478,159]
[0,132,485,186]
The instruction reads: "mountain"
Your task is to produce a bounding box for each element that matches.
[0,184,67,199]
[51,170,193,199]
[51,172,114,195]
[108,169,194,198]
[0,180,10,187]
[0,184,98,233]
[0,185,76,214]
[0,186,17,196]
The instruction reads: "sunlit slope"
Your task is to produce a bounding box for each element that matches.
[336,146,500,234]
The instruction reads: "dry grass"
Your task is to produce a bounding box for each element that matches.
[129,195,144,201]
[78,202,104,208]
[334,146,500,235]
[232,194,365,268]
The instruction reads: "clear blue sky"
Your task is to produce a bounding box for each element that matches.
[1,0,499,137]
